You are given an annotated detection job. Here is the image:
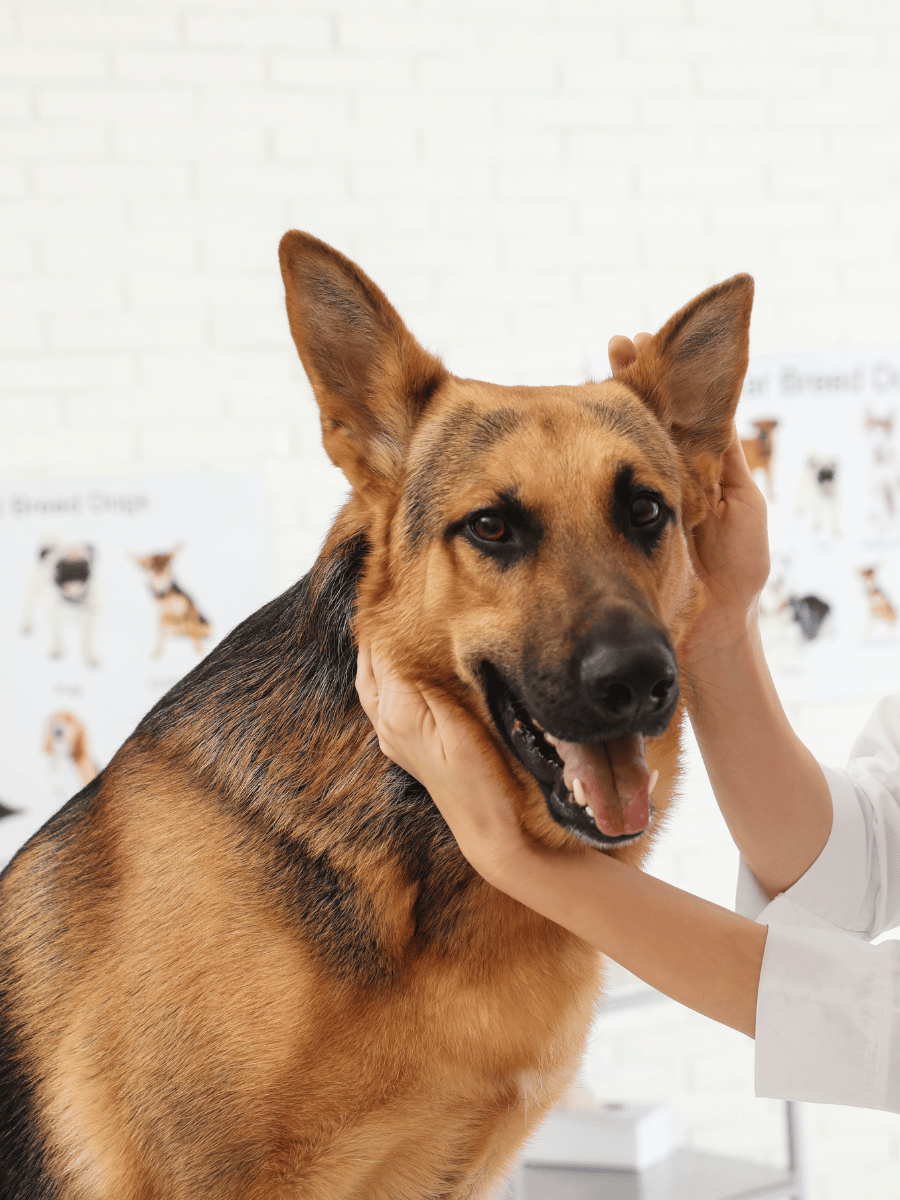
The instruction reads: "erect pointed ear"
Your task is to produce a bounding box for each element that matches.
[279,231,448,497]
[615,274,754,459]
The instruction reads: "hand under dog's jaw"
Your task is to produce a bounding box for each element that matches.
[482,664,663,849]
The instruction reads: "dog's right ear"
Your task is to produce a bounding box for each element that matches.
[279,231,447,498]
[614,273,754,462]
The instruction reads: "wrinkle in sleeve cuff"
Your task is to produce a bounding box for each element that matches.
[735,763,872,936]
[735,855,769,920]
[781,763,873,933]
[755,924,900,1113]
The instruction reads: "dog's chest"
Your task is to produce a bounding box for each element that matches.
[398,923,600,1096]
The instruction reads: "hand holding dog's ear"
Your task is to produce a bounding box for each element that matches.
[683,426,771,651]
[607,332,651,374]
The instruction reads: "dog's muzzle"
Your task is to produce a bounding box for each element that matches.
[482,616,678,849]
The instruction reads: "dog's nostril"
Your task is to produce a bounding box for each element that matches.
[650,678,675,704]
[600,682,634,713]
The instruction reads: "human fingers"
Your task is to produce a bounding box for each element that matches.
[720,429,769,535]
[720,426,760,494]
[608,335,637,373]
[356,645,422,761]
[355,641,380,727]
[355,643,427,772]
[607,332,653,374]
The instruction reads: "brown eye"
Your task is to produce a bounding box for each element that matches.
[472,514,508,542]
[630,495,661,527]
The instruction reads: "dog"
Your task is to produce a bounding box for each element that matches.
[0,234,753,1200]
[864,410,900,528]
[796,456,840,537]
[133,546,212,658]
[21,541,101,667]
[860,566,898,635]
[786,594,831,641]
[741,418,778,498]
[43,711,100,797]
[759,565,830,652]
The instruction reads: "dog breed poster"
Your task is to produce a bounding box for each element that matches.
[735,347,900,703]
[0,472,274,867]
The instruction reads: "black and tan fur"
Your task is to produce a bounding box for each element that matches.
[0,234,753,1200]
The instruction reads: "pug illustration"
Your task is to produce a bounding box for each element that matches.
[21,541,101,667]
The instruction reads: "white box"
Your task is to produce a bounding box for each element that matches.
[523,1102,677,1172]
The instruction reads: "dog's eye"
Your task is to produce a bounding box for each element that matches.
[630,495,661,527]
[471,514,509,542]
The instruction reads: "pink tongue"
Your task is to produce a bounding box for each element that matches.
[551,732,650,837]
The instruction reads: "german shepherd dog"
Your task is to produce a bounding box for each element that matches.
[0,234,752,1200]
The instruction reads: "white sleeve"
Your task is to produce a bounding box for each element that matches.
[737,693,900,939]
[734,694,900,1112]
[754,925,900,1112]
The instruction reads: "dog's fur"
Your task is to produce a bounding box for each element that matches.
[0,234,753,1200]
[133,546,211,658]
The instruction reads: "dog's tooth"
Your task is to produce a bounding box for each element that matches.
[544,731,561,747]
[648,769,659,795]
[585,806,595,822]
[572,778,588,807]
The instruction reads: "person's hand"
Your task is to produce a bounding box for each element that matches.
[685,427,770,638]
[608,334,770,654]
[355,644,530,882]
[356,650,766,1038]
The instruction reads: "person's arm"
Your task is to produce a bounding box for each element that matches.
[356,647,766,1038]
[686,619,832,900]
[609,335,832,901]
[680,435,832,899]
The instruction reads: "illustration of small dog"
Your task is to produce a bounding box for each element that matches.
[760,566,831,646]
[43,712,99,793]
[860,566,898,636]
[741,418,778,498]
[796,456,840,537]
[787,594,831,641]
[21,541,101,667]
[864,411,900,529]
[133,546,211,658]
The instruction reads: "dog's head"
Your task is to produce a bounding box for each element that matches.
[134,547,181,590]
[44,543,94,602]
[280,233,752,855]
[44,711,87,760]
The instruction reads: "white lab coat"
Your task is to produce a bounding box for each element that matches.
[736,694,900,1112]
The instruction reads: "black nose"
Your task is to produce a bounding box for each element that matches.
[579,617,679,733]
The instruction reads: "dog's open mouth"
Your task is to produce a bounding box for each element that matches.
[483,664,656,849]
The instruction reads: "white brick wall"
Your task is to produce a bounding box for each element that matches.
[2,2,900,1195]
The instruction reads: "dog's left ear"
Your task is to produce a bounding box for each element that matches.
[615,273,754,459]
[279,231,447,497]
